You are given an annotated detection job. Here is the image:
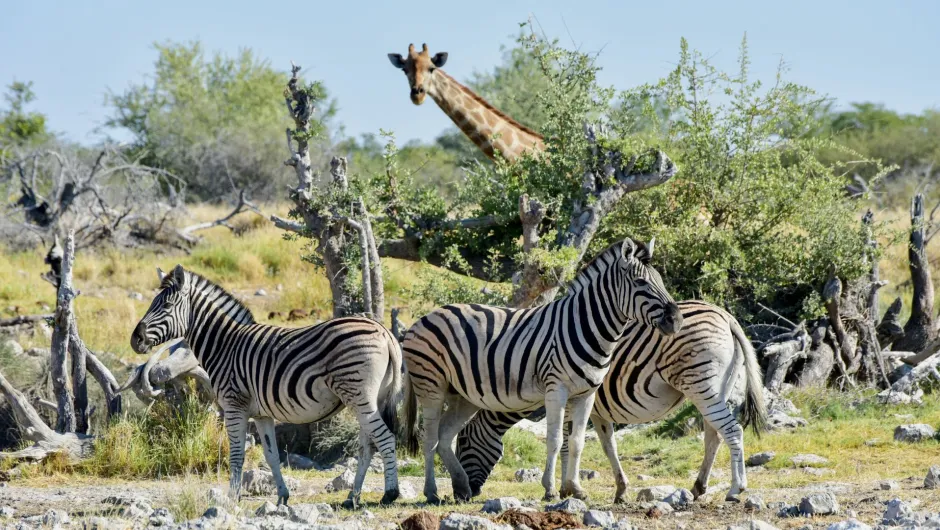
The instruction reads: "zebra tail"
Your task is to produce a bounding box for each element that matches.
[380,332,403,439]
[730,317,768,436]
[401,368,420,456]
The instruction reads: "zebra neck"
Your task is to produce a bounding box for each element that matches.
[569,278,629,354]
[183,289,253,367]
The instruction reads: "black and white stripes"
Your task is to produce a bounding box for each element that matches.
[131,265,403,508]
[456,300,767,502]
[401,238,682,503]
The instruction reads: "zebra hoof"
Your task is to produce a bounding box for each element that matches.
[613,494,627,505]
[560,487,588,500]
[425,495,444,506]
[341,498,359,510]
[277,494,290,506]
[691,481,706,499]
[725,493,742,503]
[542,492,559,502]
[380,488,400,506]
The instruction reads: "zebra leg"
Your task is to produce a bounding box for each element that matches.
[223,408,249,501]
[691,422,720,499]
[357,401,400,506]
[592,413,629,504]
[436,395,480,502]
[342,426,375,510]
[254,417,291,506]
[694,398,747,502]
[559,418,570,487]
[541,385,569,501]
[419,398,445,504]
[559,392,595,500]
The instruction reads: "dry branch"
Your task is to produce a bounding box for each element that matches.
[117,338,214,404]
[177,189,267,243]
[50,231,77,432]
[895,193,936,352]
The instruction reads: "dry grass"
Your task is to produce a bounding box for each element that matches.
[0,203,431,360]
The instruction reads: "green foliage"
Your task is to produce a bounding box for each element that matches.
[599,36,889,320]
[0,81,49,149]
[406,245,510,310]
[105,41,335,200]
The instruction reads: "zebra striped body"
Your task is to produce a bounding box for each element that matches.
[401,239,682,502]
[456,300,767,502]
[131,265,403,507]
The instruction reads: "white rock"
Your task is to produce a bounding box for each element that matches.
[42,509,70,526]
[727,521,780,530]
[128,292,144,301]
[636,474,653,481]
[0,507,14,519]
[744,495,765,513]
[636,485,677,502]
[439,513,512,530]
[579,469,599,480]
[513,468,542,483]
[746,452,775,466]
[877,480,899,491]
[799,492,839,516]
[149,507,174,527]
[790,453,829,466]
[883,498,914,524]
[925,464,940,489]
[482,497,522,514]
[242,469,301,496]
[544,498,587,514]
[255,289,268,297]
[827,520,872,530]
[583,510,615,527]
[289,503,320,525]
[255,501,279,517]
[399,479,418,500]
[662,488,694,510]
[894,424,937,442]
[326,469,355,492]
[286,453,315,470]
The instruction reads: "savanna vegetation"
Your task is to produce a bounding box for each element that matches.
[1,22,939,529]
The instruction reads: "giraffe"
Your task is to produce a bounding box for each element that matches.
[388,43,545,162]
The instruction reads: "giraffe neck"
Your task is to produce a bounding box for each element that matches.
[427,70,544,162]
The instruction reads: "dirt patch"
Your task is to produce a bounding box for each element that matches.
[401,510,440,530]
[495,509,582,530]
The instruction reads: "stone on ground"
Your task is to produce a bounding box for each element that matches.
[439,513,511,530]
[790,453,829,466]
[327,468,356,492]
[746,452,775,467]
[877,480,899,491]
[583,510,615,527]
[399,479,419,500]
[882,498,915,525]
[744,495,765,513]
[482,498,522,514]
[513,468,542,483]
[925,464,940,489]
[289,503,320,525]
[286,453,316,470]
[544,498,587,514]
[799,492,839,516]
[149,507,174,527]
[242,469,301,496]
[826,520,872,530]
[894,423,937,442]
[42,509,70,527]
[0,507,13,518]
[579,469,599,480]
[636,485,677,502]
[662,488,693,510]
[727,521,780,530]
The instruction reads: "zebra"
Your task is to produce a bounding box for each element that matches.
[455,300,767,503]
[401,238,683,503]
[130,265,403,508]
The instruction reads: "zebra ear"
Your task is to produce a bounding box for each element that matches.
[156,267,167,282]
[171,264,186,287]
[648,237,655,259]
[621,238,636,260]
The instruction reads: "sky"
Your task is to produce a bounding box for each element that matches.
[2,0,938,146]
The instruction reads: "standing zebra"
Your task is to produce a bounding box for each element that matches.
[401,238,683,503]
[456,300,767,502]
[131,265,403,508]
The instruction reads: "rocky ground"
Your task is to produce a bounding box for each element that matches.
[0,459,938,530]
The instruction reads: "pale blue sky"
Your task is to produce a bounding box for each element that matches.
[2,0,937,146]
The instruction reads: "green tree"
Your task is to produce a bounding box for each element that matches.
[105,41,335,200]
[601,36,889,320]
[0,81,49,148]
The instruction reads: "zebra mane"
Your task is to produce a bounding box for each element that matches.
[163,269,256,325]
[566,240,627,296]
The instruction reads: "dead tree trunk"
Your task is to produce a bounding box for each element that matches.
[50,231,77,433]
[895,193,935,352]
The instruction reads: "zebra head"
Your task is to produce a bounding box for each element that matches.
[131,264,192,354]
[618,238,683,335]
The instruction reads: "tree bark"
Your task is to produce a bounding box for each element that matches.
[511,194,551,308]
[50,230,76,433]
[895,193,935,352]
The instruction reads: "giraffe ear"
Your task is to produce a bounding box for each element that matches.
[431,52,448,68]
[387,54,405,69]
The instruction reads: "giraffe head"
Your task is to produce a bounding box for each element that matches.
[388,43,448,105]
